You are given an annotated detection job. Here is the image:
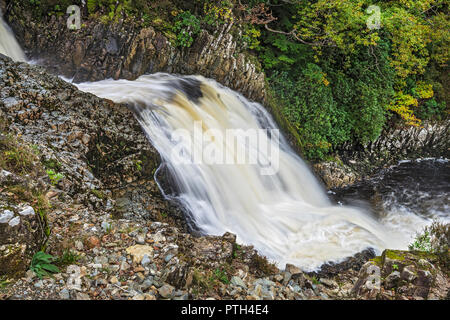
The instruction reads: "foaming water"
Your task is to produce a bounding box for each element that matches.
[0,10,26,62]
[333,159,450,250]
[77,74,424,271]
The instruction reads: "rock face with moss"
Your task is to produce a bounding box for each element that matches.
[5,3,266,104]
[352,249,449,300]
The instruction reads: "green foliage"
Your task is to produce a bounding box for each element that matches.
[409,230,432,252]
[311,276,320,285]
[238,0,448,158]
[0,134,39,175]
[417,99,446,120]
[269,47,393,160]
[211,268,229,284]
[173,11,201,47]
[271,66,347,159]
[46,169,64,185]
[90,189,105,199]
[56,250,80,267]
[409,221,449,255]
[30,251,60,279]
[0,276,11,289]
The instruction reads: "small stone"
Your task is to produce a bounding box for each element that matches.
[94,256,108,266]
[173,293,189,300]
[222,232,236,243]
[59,288,70,299]
[230,276,247,289]
[75,293,91,300]
[136,234,146,244]
[8,216,20,227]
[85,236,100,249]
[120,261,130,271]
[164,254,174,263]
[141,279,153,291]
[283,272,292,285]
[74,240,84,251]
[126,245,154,264]
[110,276,119,284]
[141,254,151,267]
[158,284,175,299]
[273,274,283,282]
[0,210,14,223]
[19,206,35,216]
[34,280,44,288]
[152,232,166,243]
[132,294,145,300]
[319,278,338,289]
[285,264,303,277]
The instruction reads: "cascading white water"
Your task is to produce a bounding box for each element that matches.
[0,9,26,62]
[77,74,427,271]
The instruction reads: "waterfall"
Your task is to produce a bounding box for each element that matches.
[0,9,26,62]
[77,74,415,271]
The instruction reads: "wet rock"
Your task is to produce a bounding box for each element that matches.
[384,271,401,289]
[319,278,338,289]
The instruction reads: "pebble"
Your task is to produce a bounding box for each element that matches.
[158,284,175,299]
[59,288,70,299]
[164,254,174,263]
[141,254,151,267]
[85,236,100,249]
[8,216,20,227]
[19,206,35,216]
[0,210,14,223]
[126,245,154,264]
[230,276,247,289]
[75,240,84,251]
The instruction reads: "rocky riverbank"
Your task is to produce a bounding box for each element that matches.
[1,55,449,300]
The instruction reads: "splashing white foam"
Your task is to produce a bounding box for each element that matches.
[77,74,428,271]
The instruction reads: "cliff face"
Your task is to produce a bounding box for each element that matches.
[314,120,450,189]
[5,5,266,104]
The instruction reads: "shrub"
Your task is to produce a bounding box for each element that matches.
[173,11,201,48]
[409,221,449,259]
